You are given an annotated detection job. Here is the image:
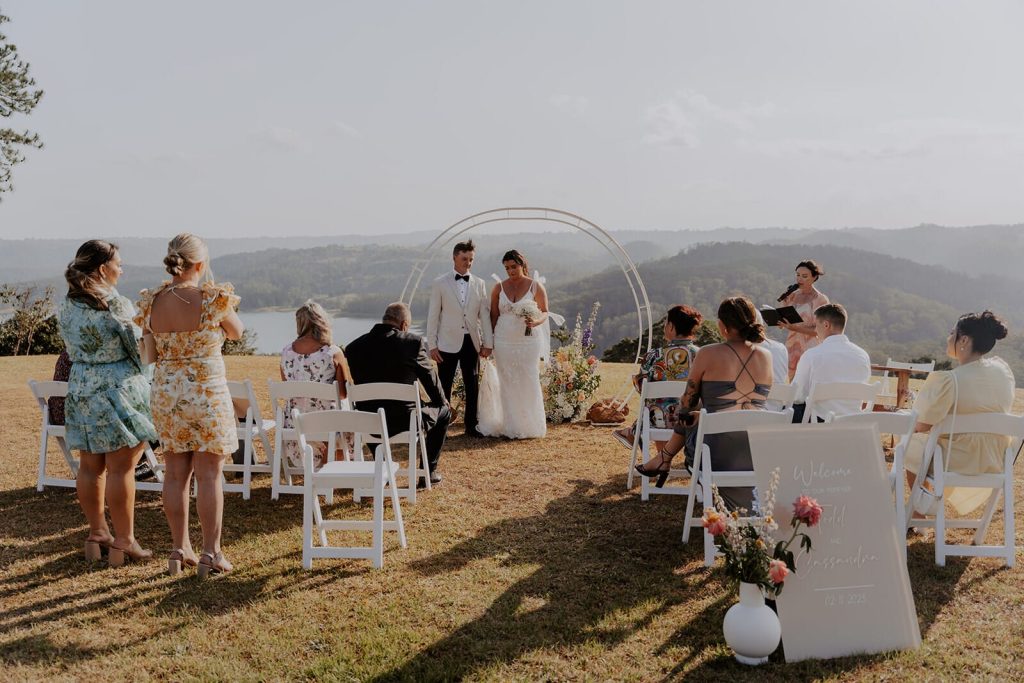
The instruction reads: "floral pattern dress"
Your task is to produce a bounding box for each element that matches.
[58,292,158,453]
[280,343,347,468]
[639,338,700,429]
[135,282,240,457]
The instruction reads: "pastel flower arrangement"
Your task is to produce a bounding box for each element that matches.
[701,469,822,597]
[542,302,602,422]
[511,300,543,336]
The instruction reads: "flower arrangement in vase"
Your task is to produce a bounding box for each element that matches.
[542,302,601,422]
[701,469,823,664]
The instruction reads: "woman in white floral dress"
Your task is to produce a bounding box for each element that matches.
[280,301,352,468]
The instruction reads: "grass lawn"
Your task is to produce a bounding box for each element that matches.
[1,355,1022,681]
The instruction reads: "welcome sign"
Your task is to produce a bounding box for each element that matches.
[747,423,921,662]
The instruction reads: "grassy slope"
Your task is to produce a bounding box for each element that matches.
[1,356,1022,681]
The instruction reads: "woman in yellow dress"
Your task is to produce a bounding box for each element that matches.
[904,311,1014,522]
[777,260,829,380]
[136,233,244,577]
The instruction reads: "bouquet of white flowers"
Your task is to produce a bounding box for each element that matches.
[511,300,542,336]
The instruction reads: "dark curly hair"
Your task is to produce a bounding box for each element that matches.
[796,260,824,281]
[954,310,1008,354]
[502,249,529,276]
[718,296,765,343]
[665,305,703,337]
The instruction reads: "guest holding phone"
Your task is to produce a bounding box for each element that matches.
[777,260,829,380]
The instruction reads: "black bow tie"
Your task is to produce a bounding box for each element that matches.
[455,274,469,282]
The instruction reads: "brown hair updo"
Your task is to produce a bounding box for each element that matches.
[295,300,333,346]
[796,259,824,281]
[717,296,766,343]
[665,305,703,337]
[164,233,210,278]
[502,249,529,276]
[65,240,119,311]
[955,310,1008,354]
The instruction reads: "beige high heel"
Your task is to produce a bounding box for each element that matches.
[108,541,154,567]
[197,551,232,579]
[84,533,114,562]
[167,548,198,576]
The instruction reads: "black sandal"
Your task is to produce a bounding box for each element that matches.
[634,449,677,488]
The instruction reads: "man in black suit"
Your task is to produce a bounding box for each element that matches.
[345,302,451,485]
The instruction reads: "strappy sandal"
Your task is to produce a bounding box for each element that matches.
[84,533,114,562]
[197,551,232,579]
[634,449,677,488]
[167,548,199,576]
[108,541,154,567]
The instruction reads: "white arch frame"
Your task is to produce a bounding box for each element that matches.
[400,207,653,403]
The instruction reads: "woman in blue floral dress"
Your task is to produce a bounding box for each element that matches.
[58,240,158,566]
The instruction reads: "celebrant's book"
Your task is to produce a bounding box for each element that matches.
[760,305,803,327]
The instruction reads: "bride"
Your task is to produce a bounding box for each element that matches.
[477,249,548,439]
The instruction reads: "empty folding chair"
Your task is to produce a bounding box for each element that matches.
[625,380,688,497]
[878,358,934,399]
[907,413,1022,568]
[268,380,342,500]
[831,410,917,561]
[296,408,406,569]
[803,381,880,423]
[681,408,794,566]
[222,379,276,499]
[346,381,430,503]
[28,380,79,491]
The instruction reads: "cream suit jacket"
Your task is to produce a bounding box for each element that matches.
[426,272,494,353]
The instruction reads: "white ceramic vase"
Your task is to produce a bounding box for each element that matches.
[722,582,781,665]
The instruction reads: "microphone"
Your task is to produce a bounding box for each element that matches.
[776,283,799,303]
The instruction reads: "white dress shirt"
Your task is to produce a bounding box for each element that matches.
[759,338,790,410]
[453,270,469,332]
[792,333,871,417]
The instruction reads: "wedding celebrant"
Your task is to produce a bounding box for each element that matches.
[426,240,493,438]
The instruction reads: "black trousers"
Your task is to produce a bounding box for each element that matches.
[437,334,479,433]
[421,404,452,471]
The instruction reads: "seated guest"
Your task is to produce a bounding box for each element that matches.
[613,305,702,450]
[755,311,789,410]
[635,296,773,510]
[790,303,870,422]
[345,302,450,485]
[905,311,1014,520]
[48,349,73,426]
[279,301,352,469]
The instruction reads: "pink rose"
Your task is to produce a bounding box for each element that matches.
[587,356,597,365]
[769,559,789,584]
[702,509,728,537]
[793,495,823,527]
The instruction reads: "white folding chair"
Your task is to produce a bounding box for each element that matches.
[28,380,79,491]
[268,380,342,500]
[766,383,797,412]
[222,379,276,500]
[831,410,917,561]
[908,413,1022,568]
[346,381,430,503]
[28,379,164,492]
[879,358,934,398]
[803,381,880,423]
[296,408,407,569]
[626,380,688,496]
[681,408,795,566]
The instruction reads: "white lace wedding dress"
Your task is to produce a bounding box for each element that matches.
[477,282,547,439]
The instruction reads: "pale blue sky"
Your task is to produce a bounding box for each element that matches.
[2,1,1023,238]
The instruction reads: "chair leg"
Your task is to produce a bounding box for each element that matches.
[1005,474,1015,568]
[388,466,407,548]
[372,474,384,569]
[302,477,313,570]
[419,431,431,491]
[37,426,49,492]
[242,437,253,501]
[58,436,79,477]
[935,495,946,567]
[408,437,417,504]
[271,431,283,501]
[702,477,715,567]
[312,495,328,546]
[975,490,1000,546]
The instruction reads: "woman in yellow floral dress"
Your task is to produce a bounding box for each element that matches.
[136,233,244,578]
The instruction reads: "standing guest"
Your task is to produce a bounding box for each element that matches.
[905,311,1014,521]
[346,302,451,485]
[280,300,352,469]
[634,297,773,509]
[613,305,702,450]
[136,233,243,578]
[58,240,158,566]
[777,260,829,380]
[426,240,493,437]
[790,304,871,422]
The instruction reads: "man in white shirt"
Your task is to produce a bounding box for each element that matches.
[791,303,871,421]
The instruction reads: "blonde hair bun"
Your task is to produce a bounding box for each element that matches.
[164,233,210,278]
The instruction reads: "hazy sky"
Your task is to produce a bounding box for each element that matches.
[2,1,1023,239]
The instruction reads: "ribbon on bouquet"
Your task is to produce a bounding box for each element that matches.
[490,272,564,362]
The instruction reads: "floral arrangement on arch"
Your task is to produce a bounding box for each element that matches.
[701,468,822,597]
[542,302,602,422]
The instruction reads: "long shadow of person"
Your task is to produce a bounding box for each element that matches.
[371,478,710,682]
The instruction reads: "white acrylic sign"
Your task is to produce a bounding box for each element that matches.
[747,423,921,662]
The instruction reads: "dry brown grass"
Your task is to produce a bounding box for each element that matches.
[1,355,1022,681]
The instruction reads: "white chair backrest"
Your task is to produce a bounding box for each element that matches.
[268,380,341,405]
[346,381,421,404]
[696,407,794,437]
[29,379,68,406]
[924,412,1024,456]
[805,381,880,422]
[295,408,390,445]
[884,358,936,374]
[639,379,688,402]
[766,383,796,409]
[831,410,917,440]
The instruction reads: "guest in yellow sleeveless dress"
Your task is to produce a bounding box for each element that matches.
[136,233,244,578]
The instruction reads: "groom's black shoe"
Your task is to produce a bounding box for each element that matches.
[465,429,485,438]
[418,472,443,488]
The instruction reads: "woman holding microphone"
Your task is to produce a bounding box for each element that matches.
[777,260,829,380]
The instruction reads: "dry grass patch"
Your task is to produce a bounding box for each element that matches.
[1,355,1022,681]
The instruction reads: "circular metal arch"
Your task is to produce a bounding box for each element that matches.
[400,207,653,403]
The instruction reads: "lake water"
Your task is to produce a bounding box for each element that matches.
[240,311,385,354]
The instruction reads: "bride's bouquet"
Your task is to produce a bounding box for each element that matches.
[512,300,542,336]
[542,302,602,422]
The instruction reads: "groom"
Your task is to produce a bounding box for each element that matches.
[426,239,493,437]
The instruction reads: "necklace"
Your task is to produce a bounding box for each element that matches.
[165,282,199,304]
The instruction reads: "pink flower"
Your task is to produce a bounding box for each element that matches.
[587,356,597,365]
[792,495,823,527]
[769,559,789,584]
[702,509,728,537]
